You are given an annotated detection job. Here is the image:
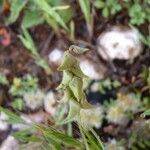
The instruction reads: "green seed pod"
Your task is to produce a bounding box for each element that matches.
[70,61,87,78]
[57,46,94,125]
[58,51,77,71]
[69,76,84,101]
[80,97,94,109]
[58,51,87,78]
[57,71,73,90]
[61,88,72,103]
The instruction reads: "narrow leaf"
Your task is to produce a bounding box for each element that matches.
[0,107,25,124]
[7,0,27,24]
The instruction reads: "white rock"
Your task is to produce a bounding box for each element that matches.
[23,90,45,110]
[0,136,19,150]
[97,26,142,60]
[0,112,9,131]
[44,91,57,116]
[80,59,102,79]
[48,48,63,65]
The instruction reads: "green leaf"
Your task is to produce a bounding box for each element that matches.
[58,51,87,78]
[7,0,27,24]
[80,96,94,109]
[61,88,73,103]
[89,128,104,150]
[102,7,109,17]
[44,13,59,34]
[69,76,84,101]
[81,127,104,150]
[129,3,146,25]
[11,98,24,111]
[35,125,84,149]
[47,0,73,24]
[20,28,52,74]
[56,101,80,125]
[35,0,68,31]
[57,6,73,24]
[0,107,25,124]
[9,75,38,96]
[12,129,40,143]
[22,10,44,28]
[57,71,73,89]
[58,51,77,70]
[19,27,39,58]
[142,109,150,117]
[94,1,105,9]
[79,0,91,23]
[70,61,87,78]
[45,137,61,150]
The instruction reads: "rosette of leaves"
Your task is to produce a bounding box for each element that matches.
[9,74,38,96]
[94,0,122,18]
[57,45,94,124]
[129,3,146,26]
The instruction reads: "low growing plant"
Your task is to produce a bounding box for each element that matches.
[97,78,120,94]
[128,3,146,26]
[94,0,122,18]
[9,74,38,96]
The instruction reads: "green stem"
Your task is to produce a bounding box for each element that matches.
[90,128,104,150]
[78,123,90,150]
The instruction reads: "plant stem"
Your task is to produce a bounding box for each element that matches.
[90,128,104,150]
[78,123,90,150]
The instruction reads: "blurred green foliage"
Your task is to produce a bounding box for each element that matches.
[0,74,9,85]
[9,74,38,96]
[94,0,121,18]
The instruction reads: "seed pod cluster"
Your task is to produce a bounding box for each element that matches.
[57,46,93,124]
